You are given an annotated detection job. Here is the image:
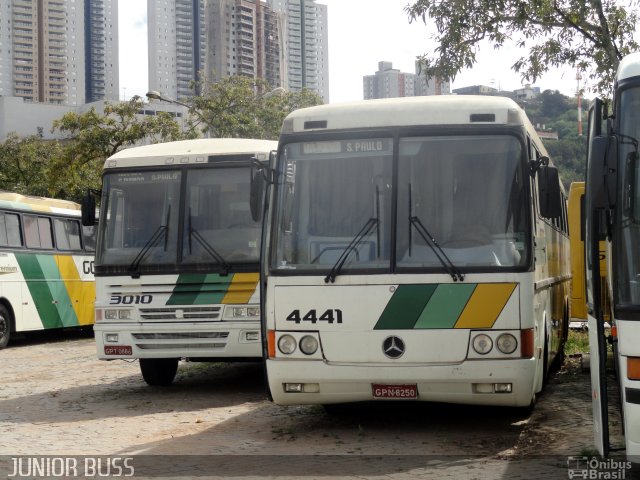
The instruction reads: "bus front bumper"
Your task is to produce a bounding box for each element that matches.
[94,322,262,360]
[266,358,538,407]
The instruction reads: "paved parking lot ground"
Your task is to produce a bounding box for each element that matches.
[0,331,635,479]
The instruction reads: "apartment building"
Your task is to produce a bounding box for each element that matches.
[363,61,450,99]
[148,0,206,101]
[268,0,328,102]
[0,0,118,105]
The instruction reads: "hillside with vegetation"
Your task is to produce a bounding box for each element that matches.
[517,90,588,188]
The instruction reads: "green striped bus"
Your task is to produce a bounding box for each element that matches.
[0,192,96,348]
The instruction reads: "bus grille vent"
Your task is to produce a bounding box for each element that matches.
[138,306,222,321]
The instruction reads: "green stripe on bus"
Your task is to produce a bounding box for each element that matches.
[414,284,476,329]
[166,273,233,305]
[374,284,437,329]
[15,253,75,329]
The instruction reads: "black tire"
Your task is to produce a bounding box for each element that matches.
[542,331,550,386]
[139,358,179,386]
[0,304,12,349]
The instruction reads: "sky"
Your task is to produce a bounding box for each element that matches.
[117,0,580,103]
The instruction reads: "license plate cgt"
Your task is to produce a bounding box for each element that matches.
[104,345,133,356]
[372,384,418,399]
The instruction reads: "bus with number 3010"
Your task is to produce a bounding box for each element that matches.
[254,95,570,408]
[86,138,277,386]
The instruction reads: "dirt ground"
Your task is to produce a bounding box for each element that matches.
[0,330,635,480]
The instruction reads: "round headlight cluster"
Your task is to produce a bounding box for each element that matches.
[277,334,319,355]
[277,334,297,354]
[299,335,319,355]
[496,333,518,354]
[472,334,493,355]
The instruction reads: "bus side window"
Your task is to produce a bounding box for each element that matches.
[24,215,54,249]
[0,212,23,247]
[54,218,82,251]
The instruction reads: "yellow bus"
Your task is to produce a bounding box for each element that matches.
[568,182,609,329]
[0,192,96,348]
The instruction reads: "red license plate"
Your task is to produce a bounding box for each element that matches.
[104,345,132,356]
[372,384,418,399]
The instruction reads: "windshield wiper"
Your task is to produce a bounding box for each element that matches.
[408,184,464,282]
[188,210,231,275]
[129,207,171,278]
[324,217,379,284]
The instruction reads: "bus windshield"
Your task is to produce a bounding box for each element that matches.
[273,138,393,272]
[97,166,260,272]
[617,86,640,306]
[397,135,528,269]
[272,134,529,273]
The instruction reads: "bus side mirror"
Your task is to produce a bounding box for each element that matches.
[587,136,613,210]
[250,163,266,223]
[537,165,562,219]
[81,192,96,226]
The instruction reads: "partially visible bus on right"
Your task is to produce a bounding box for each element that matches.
[585,52,640,463]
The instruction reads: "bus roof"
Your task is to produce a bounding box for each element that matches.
[105,138,278,169]
[281,95,529,134]
[0,191,80,216]
[617,53,640,84]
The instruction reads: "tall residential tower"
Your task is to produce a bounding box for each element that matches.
[148,0,207,101]
[269,0,328,102]
[206,0,281,89]
[0,0,118,105]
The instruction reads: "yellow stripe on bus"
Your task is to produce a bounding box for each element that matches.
[454,283,516,329]
[56,255,95,326]
[221,273,260,304]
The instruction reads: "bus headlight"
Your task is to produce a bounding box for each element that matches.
[299,335,319,355]
[278,334,297,355]
[472,334,493,355]
[496,333,518,354]
[103,309,132,320]
[225,306,260,319]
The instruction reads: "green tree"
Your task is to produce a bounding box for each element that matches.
[0,133,63,197]
[50,96,186,198]
[185,76,323,139]
[406,0,639,96]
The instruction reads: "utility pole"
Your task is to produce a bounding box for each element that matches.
[576,69,583,136]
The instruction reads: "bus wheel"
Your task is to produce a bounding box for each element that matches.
[0,305,11,349]
[517,393,536,417]
[542,332,550,386]
[139,358,179,386]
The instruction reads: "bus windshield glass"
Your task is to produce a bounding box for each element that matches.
[182,166,260,266]
[273,139,393,271]
[97,166,260,271]
[617,86,640,306]
[397,135,528,269]
[272,134,529,273]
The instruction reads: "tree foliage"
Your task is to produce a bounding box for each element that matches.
[0,133,63,197]
[185,76,323,139]
[49,97,186,199]
[523,90,588,187]
[406,0,640,96]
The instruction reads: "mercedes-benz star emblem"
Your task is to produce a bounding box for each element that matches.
[382,336,406,359]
